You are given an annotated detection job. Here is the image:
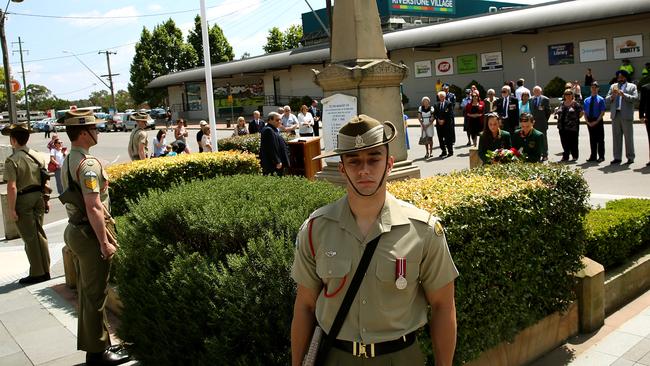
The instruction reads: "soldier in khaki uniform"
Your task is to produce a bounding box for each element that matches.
[128,112,150,160]
[3,122,52,285]
[291,115,459,366]
[57,110,131,366]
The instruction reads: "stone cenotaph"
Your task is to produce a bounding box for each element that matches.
[313,0,421,184]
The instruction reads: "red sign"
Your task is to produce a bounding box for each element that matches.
[438,62,451,72]
[10,79,20,93]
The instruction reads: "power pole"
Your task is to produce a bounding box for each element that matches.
[12,37,29,123]
[98,50,118,114]
[0,10,18,124]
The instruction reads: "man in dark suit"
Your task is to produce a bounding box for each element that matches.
[497,85,519,134]
[248,110,264,134]
[260,112,289,176]
[639,81,650,166]
[531,86,552,160]
[434,91,455,157]
[308,100,321,137]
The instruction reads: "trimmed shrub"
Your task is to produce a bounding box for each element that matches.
[116,164,589,365]
[585,198,650,269]
[390,163,589,364]
[544,76,568,98]
[106,151,260,216]
[217,132,291,156]
[115,176,344,366]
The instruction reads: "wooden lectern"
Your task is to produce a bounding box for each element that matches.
[288,137,323,180]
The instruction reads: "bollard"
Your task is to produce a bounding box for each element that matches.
[575,257,605,333]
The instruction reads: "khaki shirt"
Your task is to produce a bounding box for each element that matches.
[292,193,458,344]
[128,127,148,160]
[62,146,110,220]
[3,146,47,192]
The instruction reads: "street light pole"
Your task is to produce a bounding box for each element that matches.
[0,7,18,124]
[200,0,217,151]
[16,36,28,123]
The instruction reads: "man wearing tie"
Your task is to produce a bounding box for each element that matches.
[530,86,551,160]
[248,111,265,134]
[308,100,321,137]
[497,85,519,134]
[606,70,638,165]
[583,82,607,162]
[434,91,455,157]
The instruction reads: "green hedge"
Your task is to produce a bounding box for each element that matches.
[106,151,260,216]
[217,132,291,156]
[585,199,650,269]
[391,163,589,363]
[115,176,344,366]
[115,164,589,365]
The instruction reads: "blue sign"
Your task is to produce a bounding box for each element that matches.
[548,43,574,66]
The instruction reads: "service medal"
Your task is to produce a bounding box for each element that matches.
[395,257,407,290]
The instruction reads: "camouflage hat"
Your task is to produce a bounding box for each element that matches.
[313,114,397,160]
[130,112,152,123]
[56,110,104,126]
[1,121,35,136]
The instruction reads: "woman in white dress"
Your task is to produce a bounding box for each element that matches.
[297,104,314,137]
[418,96,435,158]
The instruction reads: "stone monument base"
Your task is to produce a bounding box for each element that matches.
[315,160,420,186]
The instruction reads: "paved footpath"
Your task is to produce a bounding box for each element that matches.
[0,210,648,365]
[0,219,138,365]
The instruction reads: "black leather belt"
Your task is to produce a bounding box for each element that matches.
[332,331,416,358]
[17,186,42,195]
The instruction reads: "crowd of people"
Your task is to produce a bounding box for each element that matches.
[125,101,323,177]
[418,68,650,166]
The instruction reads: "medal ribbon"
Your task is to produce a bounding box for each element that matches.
[395,258,406,279]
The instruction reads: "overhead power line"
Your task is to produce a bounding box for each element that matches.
[9,8,203,19]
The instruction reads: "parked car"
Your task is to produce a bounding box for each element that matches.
[104,113,126,132]
[149,108,167,119]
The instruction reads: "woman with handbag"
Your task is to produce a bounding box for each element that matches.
[49,138,67,194]
[418,96,435,159]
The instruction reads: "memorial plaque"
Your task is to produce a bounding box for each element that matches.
[321,93,357,163]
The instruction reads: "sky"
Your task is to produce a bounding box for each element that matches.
[5,0,550,102]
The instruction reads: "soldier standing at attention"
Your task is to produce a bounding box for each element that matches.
[291,115,458,366]
[128,112,149,160]
[3,122,51,285]
[58,110,131,366]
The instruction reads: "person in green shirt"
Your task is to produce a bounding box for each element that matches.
[619,59,635,81]
[478,113,511,164]
[512,112,545,163]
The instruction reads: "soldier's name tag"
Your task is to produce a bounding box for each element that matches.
[395,257,407,290]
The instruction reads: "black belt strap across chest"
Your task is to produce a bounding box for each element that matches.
[315,235,381,366]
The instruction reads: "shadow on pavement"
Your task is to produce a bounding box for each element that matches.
[0,281,22,295]
[598,164,631,174]
[633,165,650,174]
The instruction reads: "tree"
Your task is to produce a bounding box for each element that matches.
[16,84,53,110]
[240,52,250,60]
[88,90,110,110]
[187,15,234,66]
[129,20,199,106]
[115,90,135,112]
[283,25,303,50]
[263,27,285,53]
[263,25,303,53]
